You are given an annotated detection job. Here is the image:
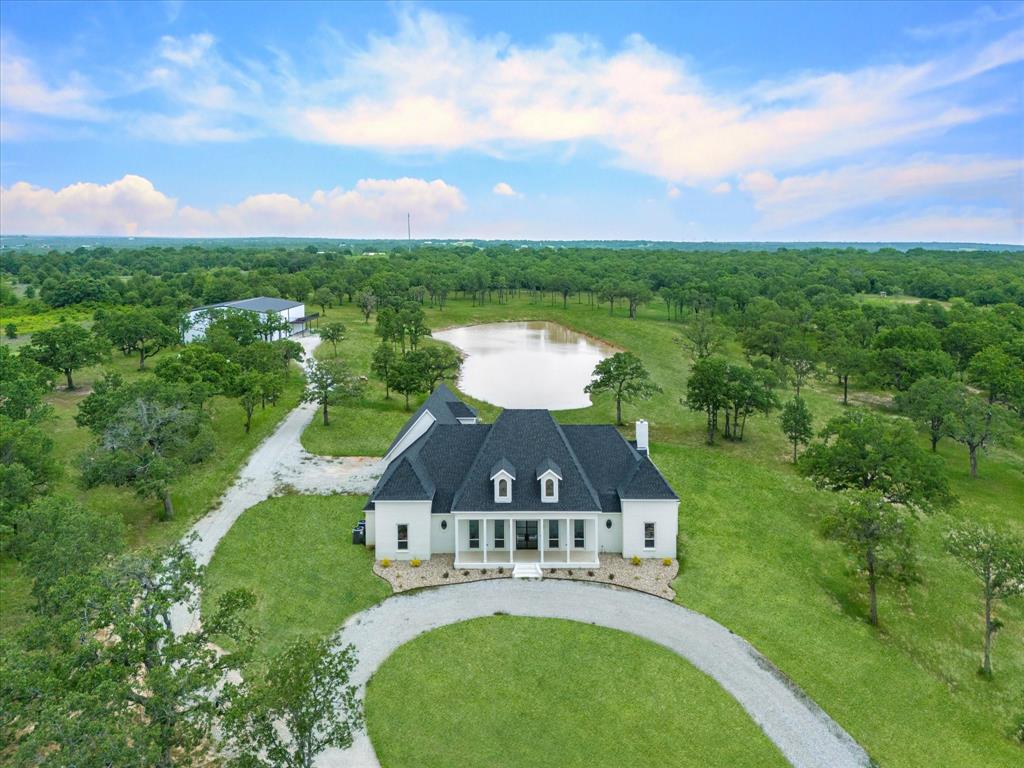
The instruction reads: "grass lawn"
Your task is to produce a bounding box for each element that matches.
[202,494,391,661]
[300,295,1023,766]
[0,347,305,634]
[366,616,789,768]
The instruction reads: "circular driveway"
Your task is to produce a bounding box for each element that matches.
[320,579,870,768]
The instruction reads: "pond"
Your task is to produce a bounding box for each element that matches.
[433,321,616,409]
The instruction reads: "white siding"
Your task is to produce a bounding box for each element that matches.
[365,509,376,546]
[183,303,305,343]
[431,513,455,553]
[598,513,623,553]
[373,500,432,560]
[620,500,678,559]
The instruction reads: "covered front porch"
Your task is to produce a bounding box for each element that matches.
[454,514,600,569]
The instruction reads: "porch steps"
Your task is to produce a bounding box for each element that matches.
[512,563,543,580]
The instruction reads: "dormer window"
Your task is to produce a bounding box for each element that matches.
[490,459,515,504]
[536,459,562,504]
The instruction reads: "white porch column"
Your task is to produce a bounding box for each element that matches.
[510,518,515,563]
[565,518,570,561]
[454,516,460,564]
[539,518,545,563]
[482,519,488,563]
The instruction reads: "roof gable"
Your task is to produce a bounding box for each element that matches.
[384,383,469,457]
[375,456,434,501]
[490,458,516,480]
[451,410,601,512]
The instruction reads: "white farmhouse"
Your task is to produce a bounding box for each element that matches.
[364,385,679,576]
[183,297,310,343]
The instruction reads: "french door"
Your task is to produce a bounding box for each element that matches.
[515,520,538,550]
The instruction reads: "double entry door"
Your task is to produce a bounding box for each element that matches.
[515,520,538,550]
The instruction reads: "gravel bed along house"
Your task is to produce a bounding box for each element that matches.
[372,553,679,600]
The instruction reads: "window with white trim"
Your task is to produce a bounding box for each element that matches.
[494,473,512,503]
[541,476,558,502]
[574,519,585,548]
[397,524,409,551]
[548,520,559,548]
[643,522,656,549]
[494,520,505,548]
[469,520,480,549]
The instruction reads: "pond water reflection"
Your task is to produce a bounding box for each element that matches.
[433,321,616,410]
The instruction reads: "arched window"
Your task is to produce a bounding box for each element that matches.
[498,478,508,496]
[545,478,555,497]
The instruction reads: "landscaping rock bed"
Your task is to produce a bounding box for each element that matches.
[372,553,679,600]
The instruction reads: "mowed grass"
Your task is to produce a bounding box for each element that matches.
[366,616,789,768]
[301,294,1023,766]
[202,494,390,660]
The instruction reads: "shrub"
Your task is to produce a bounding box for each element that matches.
[567,569,574,576]
[1014,712,1024,744]
[498,567,504,574]
[631,555,642,566]
[442,571,449,579]
[662,557,672,566]
[609,573,616,580]
[481,568,488,574]
[380,558,391,568]
[410,558,421,568]
[462,570,469,576]
[587,570,595,577]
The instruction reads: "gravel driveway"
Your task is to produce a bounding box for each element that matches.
[170,335,382,635]
[320,579,871,768]
[168,336,870,768]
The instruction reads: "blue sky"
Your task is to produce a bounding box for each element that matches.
[1,1,1021,241]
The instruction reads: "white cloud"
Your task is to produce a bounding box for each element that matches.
[907,4,1024,40]
[5,9,1021,191]
[492,182,521,197]
[0,175,176,235]
[284,10,1024,184]
[666,185,681,199]
[0,47,107,121]
[711,182,731,195]
[741,156,1023,228]
[158,33,216,67]
[0,174,466,237]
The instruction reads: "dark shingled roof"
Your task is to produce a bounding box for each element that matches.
[374,456,434,501]
[490,458,516,479]
[535,458,562,478]
[618,455,678,500]
[451,410,601,512]
[368,396,677,514]
[370,424,490,513]
[447,401,477,419]
[561,425,646,512]
[384,383,469,456]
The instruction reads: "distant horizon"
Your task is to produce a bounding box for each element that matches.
[2,234,1021,253]
[1,1,1021,243]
